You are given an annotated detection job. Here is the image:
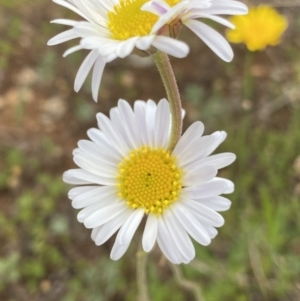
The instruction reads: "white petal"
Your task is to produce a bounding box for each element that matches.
[186,153,236,171]
[52,0,91,21]
[117,209,144,245]
[184,20,233,62]
[91,226,102,241]
[47,29,78,46]
[181,179,229,199]
[95,209,132,245]
[117,38,138,58]
[134,101,149,145]
[73,154,117,178]
[164,209,195,260]
[182,13,234,29]
[171,203,211,245]
[152,36,189,58]
[196,196,231,212]
[80,36,113,50]
[211,177,234,194]
[141,1,170,15]
[84,201,127,228]
[68,185,98,200]
[71,0,107,25]
[77,195,119,223]
[85,129,122,162]
[74,23,102,37]
[63,169,116,185]
[203,131,227,157]
[142,215,158,252]
[135,36,155,51]
[182,198,225,227]
[203,224,218,239]
[92,57,106,102]
[96,113,130,157]
[176,136,215,168]
[72,186,117,209]
[172,121,204,157]
[63,45,83,57]
[183,165,217,186]
[150,1,189,33]
[50,19,78,26]
[109,108,129,147]
[200,1,248,15]
[157,216,184,264]
[74,49,99,92]
[117,99,142,148]
[145,100,157,147]
[77,139,120,166]
[154,98,170,148]
[110,239,130,261]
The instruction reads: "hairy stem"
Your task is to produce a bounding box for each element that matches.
[153,51,182,150]
[136,245,150,301]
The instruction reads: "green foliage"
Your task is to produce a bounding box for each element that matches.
[0,253,20,290]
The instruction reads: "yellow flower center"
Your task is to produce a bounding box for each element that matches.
[117,146,182,214]
[107,0,179,40]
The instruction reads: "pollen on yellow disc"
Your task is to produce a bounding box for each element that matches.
[107,0,180,40]
[117,146,183,215]
[226,5,288,51]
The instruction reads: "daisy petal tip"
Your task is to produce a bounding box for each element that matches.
[109,254,118,261]
[74,83,80,93]
[118,98,127,107]
[177,44,189,58]
[83,220,95,229]
[226,182,235,194]
[215,216,225,228]
[142,244,153,253]
[62,171,71,183]
[225,54,234,63]
[201,239,211,247]
[92,94,98,103]
[95,240,103,246]
[47,39,54,46]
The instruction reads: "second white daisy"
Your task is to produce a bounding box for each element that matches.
[64,98,235,264]
[48,0,247,101]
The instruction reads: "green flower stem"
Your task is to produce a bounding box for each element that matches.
[153,51,182,151]
[169,263,205,301]
[136,244,150,301]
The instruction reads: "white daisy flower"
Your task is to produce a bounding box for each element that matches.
[64,98,236,264]
[143,0,249,62]
[47,0,248,101]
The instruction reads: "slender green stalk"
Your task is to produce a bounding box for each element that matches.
[136,244,150,301]
[169,263,205,301]
[153,51,182,150]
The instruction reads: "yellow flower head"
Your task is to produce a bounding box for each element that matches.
[226,5,288,51]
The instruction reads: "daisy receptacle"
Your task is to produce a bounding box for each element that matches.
[63,98,236,264]
[48,0,248,101]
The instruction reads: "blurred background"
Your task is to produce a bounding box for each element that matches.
[0,0,300,300]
